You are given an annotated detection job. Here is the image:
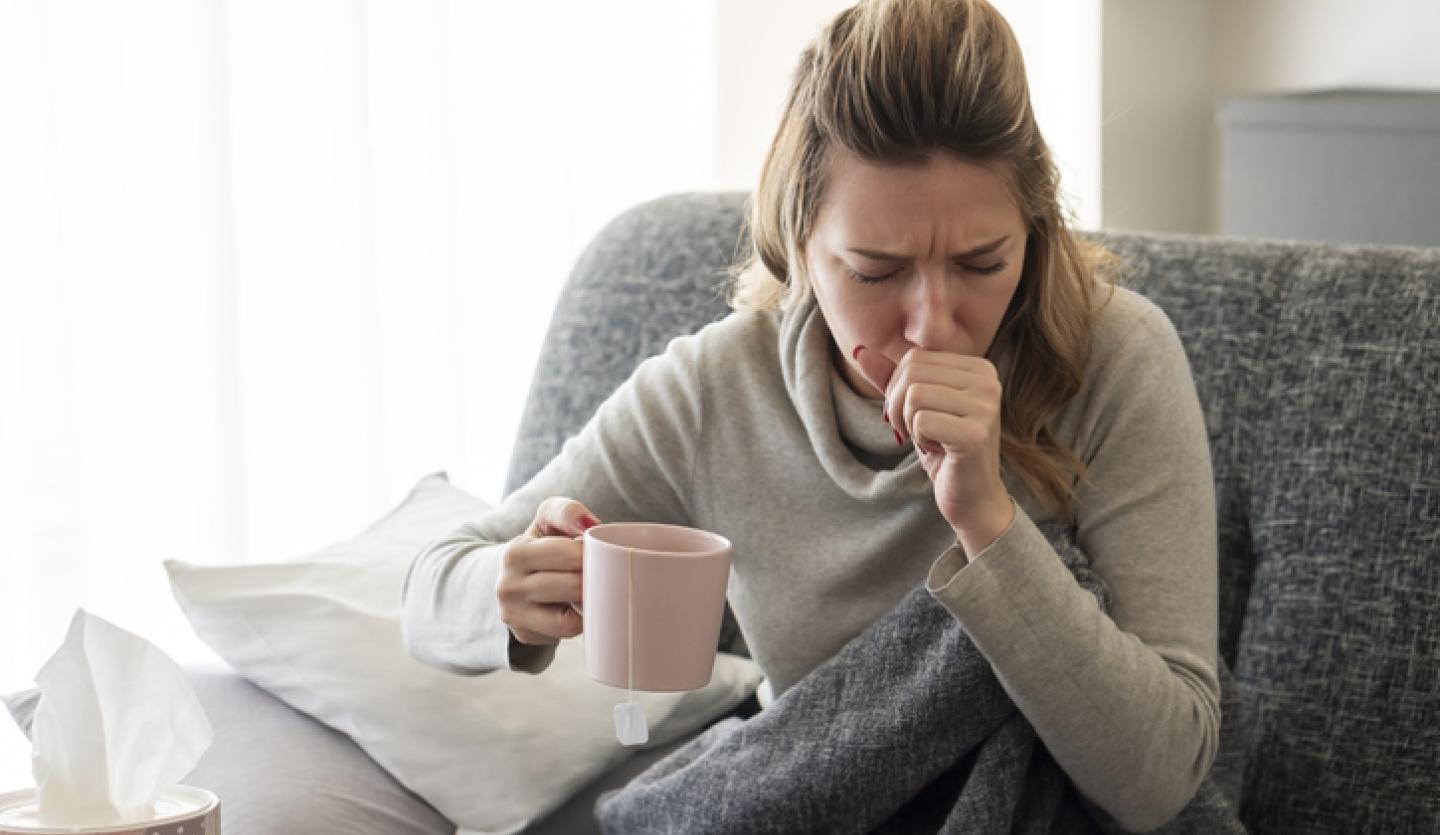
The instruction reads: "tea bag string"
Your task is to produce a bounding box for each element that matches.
[610,544,647,746]
[626,545,635,702]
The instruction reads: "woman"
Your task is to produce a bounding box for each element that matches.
[402,0,1221,830]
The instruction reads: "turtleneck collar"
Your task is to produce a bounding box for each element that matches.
[777,293,935,501]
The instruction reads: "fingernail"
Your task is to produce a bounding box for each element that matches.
[852,344,864,361]
[882,409,889,424]
[580,516,599,530]
[894,429,904,446]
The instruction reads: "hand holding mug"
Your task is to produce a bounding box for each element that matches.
[496,497,601,648]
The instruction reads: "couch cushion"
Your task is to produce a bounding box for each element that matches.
[1102,233,1440,833]
[1233,242,1440,834]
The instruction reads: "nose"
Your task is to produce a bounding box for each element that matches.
[903,266,959,350]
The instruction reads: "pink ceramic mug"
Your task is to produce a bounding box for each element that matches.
[576,522,731,692]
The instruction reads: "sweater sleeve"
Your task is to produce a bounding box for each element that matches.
[400,328,709,676]
[924,305,1221,833]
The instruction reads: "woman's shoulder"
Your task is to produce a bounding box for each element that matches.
[1089,284,1180,354]
[685,306,786,361]
[713,304,785,337]
[1063,284,1196,417]
[633,307,784,398]
[1083,284,1190,380]
[1048,285,1204,468]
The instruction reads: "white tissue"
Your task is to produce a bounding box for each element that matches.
[27,609,212,827]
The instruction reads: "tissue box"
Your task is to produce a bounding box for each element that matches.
[0,786,219,835]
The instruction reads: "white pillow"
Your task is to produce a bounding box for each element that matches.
[164,471,761,835]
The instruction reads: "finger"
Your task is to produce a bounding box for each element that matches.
[530,497,602,539]
[514,603,584,642]
[891,356,998,444]
[519,570,584,605]
[898,350,997,375]
[887,360,915,444]
[508,535,584,573]
[903,385,995,437]
[885,349,934,440]
[912,407,991,457]
[896,373,998,445]
[851,345,897,403]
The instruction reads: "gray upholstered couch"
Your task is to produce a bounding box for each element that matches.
[8,192,1439,834]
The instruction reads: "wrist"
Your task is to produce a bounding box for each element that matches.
[953,495,1016,559]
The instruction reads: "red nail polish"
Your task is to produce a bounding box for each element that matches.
[882,410,889,424]
[580,516,599,530]
[851,345,864,361]
[894,429,904,446]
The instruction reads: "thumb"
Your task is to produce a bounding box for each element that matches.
[852,345,897,398]
[531,497,602,539]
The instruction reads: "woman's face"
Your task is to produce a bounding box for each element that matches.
[805,148,1029,399]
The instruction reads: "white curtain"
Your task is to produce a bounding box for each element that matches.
[0,0,718,693]
[989,0,1101,228]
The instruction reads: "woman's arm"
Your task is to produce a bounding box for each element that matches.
[400,327,710,676]
[926,303,1221,833]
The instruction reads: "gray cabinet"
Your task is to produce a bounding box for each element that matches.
[1221,90,1440,247]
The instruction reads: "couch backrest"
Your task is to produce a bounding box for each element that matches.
[1115,232,1439,835]
[506,192,1440,834]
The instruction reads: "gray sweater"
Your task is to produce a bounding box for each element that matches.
[401,285,1221,827]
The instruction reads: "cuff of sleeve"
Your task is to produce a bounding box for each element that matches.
[401,541,557,676]
[482,548,559,675]
[507,634,559,674]
[924,497,1021,593]
[431,543,516,674]
[924,502,1091,659]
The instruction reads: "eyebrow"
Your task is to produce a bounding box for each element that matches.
[846,236,1012,261]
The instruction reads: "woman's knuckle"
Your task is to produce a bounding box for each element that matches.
[531,498,556,527]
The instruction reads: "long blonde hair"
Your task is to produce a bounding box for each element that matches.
[727,0,1123,525]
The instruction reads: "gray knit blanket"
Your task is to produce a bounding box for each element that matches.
[595,523,1250,834]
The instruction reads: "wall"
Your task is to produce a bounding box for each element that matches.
[715,1,1440,238]
[1101,0,1440,236]
[715,0,1104,228]
[1213,0,1440,94]
[715,0,850,192]
[1207,0,1440,233]
[1101,0,1213,235]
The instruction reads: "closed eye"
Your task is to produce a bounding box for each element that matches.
[846,268,898,284]
[845,261,1008,284]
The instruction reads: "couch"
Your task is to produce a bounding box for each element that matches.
[6,191,1439,834]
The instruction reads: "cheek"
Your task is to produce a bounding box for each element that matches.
[971,283,1022,345]
[975,293,1013,326]
[815,279,889,345]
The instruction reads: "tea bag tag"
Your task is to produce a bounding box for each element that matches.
[614,700,648,746]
